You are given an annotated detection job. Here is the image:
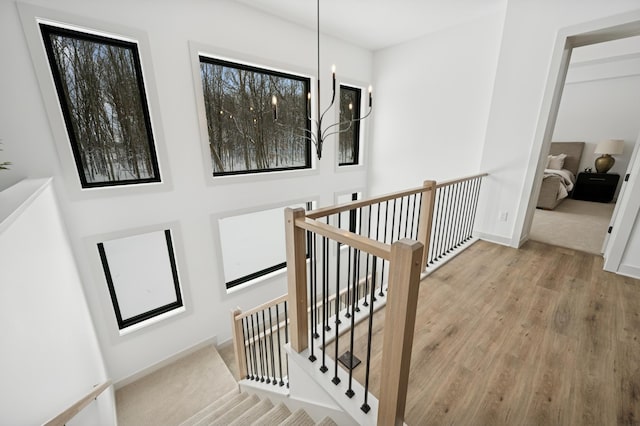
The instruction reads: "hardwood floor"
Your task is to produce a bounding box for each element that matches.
[326,240,640,425]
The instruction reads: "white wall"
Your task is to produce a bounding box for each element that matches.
[368,11,505,195]
[475,0,640,246]
[0,179,115,425]
[552,38,640,199]
[1,0,372,382]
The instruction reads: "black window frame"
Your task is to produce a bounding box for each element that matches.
[98,230,183,330]
[225,201,313,289]
[338,85,362,166]
[199,55,312,177]
[40,23,161,188]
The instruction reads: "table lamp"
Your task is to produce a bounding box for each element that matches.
[594,139,624,173]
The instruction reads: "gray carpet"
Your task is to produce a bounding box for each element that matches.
[115,344,238,426]
[529,199,615,255]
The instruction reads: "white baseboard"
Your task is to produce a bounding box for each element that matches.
[475,231,515,247]
[114,336,218,389]
[617,264,640,280]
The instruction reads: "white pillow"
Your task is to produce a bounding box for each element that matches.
[547,153,567,170]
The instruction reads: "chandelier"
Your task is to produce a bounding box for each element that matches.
[272,0,372,160]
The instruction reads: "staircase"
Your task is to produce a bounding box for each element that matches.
[180,389,337,426]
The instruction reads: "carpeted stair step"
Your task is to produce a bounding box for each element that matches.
[190,392,248,426]
[251,402,291,426]
[180,389,240,426]
[228,397,274,426]
[209,393,260,425]
[280,408,315,426]
[316,416,338,426]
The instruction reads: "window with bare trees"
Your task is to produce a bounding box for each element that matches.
[199,56,311,176]
[40,24,161,188]
[338,85,361,166]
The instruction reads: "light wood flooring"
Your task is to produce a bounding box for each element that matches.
[325,240,640,425]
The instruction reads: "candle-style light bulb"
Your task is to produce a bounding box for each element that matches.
[368,85,373,107]
[331,64,336,91]
[348,102,353,110]
[272,95,278,120]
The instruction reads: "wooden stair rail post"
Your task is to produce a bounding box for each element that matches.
[285,207,308,352]
[230,308,248,380]
[416,180,436,270]
[377,239,424,426]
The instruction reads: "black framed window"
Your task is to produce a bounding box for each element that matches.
[220,202,313,289]
[40,24,160,188]
[338,85,361,166]
[98,230,182,330]
[199,56,311,176]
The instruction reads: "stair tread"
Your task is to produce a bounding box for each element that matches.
[228,397,274,426]
[316,416,338,426]
[281,408,316,426]
[209,394,260,425]
[188,392,247,426]
[251,402,292,426]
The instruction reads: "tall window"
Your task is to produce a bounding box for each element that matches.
[40,24,161,188]
[199,56,311,176]
[338,85,362,166]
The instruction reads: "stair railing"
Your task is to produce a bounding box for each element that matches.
[230,173,487,424]
[231,295,290,387]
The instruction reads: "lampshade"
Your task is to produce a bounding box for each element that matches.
[595,139,624,155]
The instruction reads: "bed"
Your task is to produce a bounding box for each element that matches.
[536,141,585,210]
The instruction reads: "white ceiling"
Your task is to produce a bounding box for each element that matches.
[230,0,507,51]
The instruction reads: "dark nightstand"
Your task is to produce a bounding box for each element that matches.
[572,172,619,203]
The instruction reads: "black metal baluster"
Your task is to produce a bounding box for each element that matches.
[464,179,476,241]
[253,314,264,381]
[390,198,398,245]
[373,202,381,301]
[312,232,319,340]
[345,245,352,319]
[244,317,253,380]
[320,235,328,373]
[261,310,270,383]
[275,304,284,386]
[346,248,359,399]
[325,217,331,332]
[430,188,443,264]
[455,182,465,247]
[445,184,456,253]
[253,314,261,381]
[268,307,277,385]
[436,186,448,260]
[401,195,408,238]
[413,192,423,240]
[363,205,372,307]
[459,180,469,245]
[469,177,482,243]
[380,200,389,297]
[408,193,416,239]
[354,208,363,313]
[284,300,290,388]
[361,256,378,413]
[450,183,462,249]
[333,233,341,385]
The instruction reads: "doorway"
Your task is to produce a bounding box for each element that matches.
[520,13,640,273]
[528,37,640,255]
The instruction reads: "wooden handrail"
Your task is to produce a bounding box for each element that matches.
[435,172,488,189]
[295,217,392,260]
[306,185,430,219]
[44,380,111,426]
[306,172,487,220]
[235,294,288,320]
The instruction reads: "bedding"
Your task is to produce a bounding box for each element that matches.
[542,168,575,200]
[536,141,585,210]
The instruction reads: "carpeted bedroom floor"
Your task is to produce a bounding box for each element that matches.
[529,198,615,255]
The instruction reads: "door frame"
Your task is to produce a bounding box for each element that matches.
[518,9,640,273]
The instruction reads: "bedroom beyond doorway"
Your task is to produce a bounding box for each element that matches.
[529,199,614,255]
